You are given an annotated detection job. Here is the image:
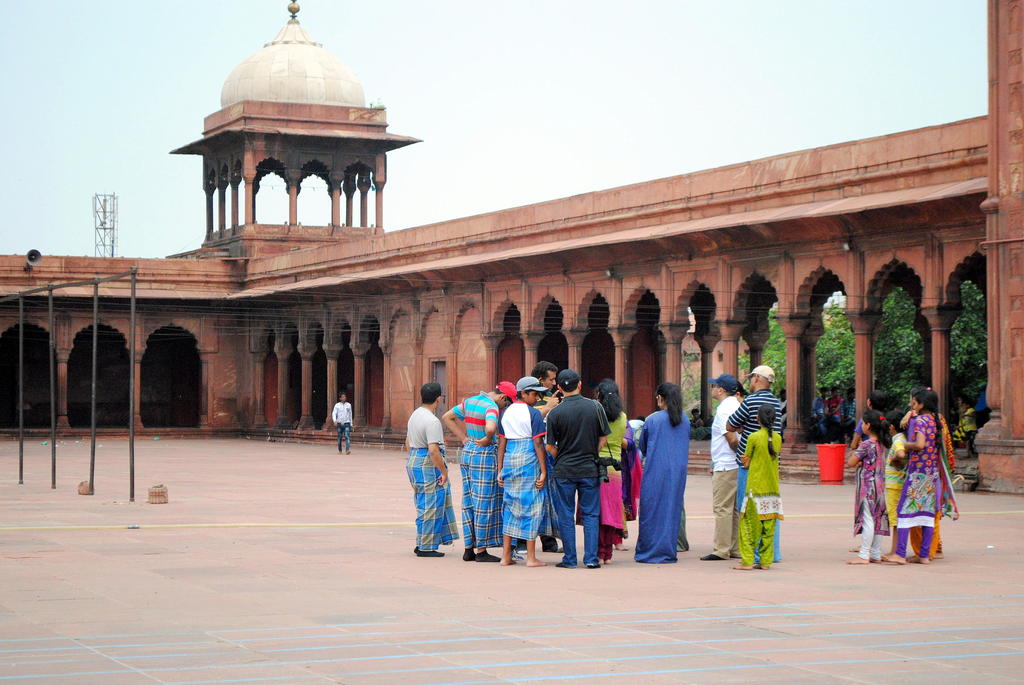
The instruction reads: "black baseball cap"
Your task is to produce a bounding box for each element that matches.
[556,368,581,391]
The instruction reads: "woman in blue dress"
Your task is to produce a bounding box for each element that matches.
[635,382,690,564]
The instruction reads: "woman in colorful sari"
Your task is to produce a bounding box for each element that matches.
[635,383,690,564]
[593,380,629,564]
[406,382,458,557]
[884,388,945,565]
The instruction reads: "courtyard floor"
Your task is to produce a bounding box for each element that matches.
[0,437,1022,684]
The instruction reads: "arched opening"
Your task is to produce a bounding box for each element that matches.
[686,284,717,420]
[363,317,384,426]
[67,324,129,427]
[948,252,987,423]
[497,303,524,381]
[536,299,568,373]
[336,323,354,403]
[0,323,51,427]
[870,262,925,405]
[310,323,327,429]
[387,313,414,426]
[298,160,331,226]
[263,330,278,426]
[734,273,779,377]
[254,157,288,225]
[141,326,200,427]
[287,329,301,426]
[800,269,852,442]
[581,294,613,396]
[629,290,660,417]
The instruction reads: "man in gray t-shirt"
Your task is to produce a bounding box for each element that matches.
[406,382,457,558]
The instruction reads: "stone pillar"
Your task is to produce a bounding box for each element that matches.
[287,171,300,227]
[343,172,356,227]
[612,327,632,404]
[744,325,770,372]
[523,332,543,370]
[274,336,294,429]
[352,346,367,425]
[695,331,720,421]
[374,178,386,234]
[329,174,343,229]
[297,344,316,429]
[55,348,70,427]
[358,172,371,228]
[217,177,228,236]
[849,313,881,422]
[382,343,393,428]
[664,323,690,386]
[251,350,267,427]
[230,176,240,233]
[923,306,960,419]
[324,346,340,429]
[198,350,211,427]
[204,187,214,242]
[566,329,586,373]
[483,333,502,383]
[779,316,809,441]
[243,173,256,226]
[718,321,745,378]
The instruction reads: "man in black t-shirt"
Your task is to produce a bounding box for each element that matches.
[545,369,610,569]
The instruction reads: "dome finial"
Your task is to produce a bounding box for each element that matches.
[288,2,300,19]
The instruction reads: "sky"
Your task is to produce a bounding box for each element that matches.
[0,0,987,259]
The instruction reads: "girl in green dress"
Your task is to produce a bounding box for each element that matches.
[734,405,783,570]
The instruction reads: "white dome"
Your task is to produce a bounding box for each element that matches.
[220,19,365,108]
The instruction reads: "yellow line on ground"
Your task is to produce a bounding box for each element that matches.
[1,510,1022,532]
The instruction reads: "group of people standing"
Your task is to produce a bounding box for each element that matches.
[404,361,694,567]
[847,387,959,566]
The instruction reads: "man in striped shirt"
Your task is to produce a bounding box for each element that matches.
[442,382,516,562]
[727,364,783,562]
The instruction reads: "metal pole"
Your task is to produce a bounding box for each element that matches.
[128,268,136,502]
[89,283,98,495]
[17,296,24,485]
[48,288,56,489]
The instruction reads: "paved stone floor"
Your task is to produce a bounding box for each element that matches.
[0,438,1022,684]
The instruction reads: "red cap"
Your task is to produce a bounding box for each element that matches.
[495,381,517,399]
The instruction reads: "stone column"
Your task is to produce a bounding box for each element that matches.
[329,174,343,229]
[274,336,294,429]
[611,327,633,407]
[718,321,745,378]
[352,346,367,425]
[566,329,586,373]
[923,306,960,419]
[849,313,880,421]
[217,177,228,236]
[204,187,214,242]
[198,350,211,427]
[287,171,300,227]
[343,172,356,226]
[779,316,809,441]
[230,175,241,234]
[243,173,256,226]
[296,343,316,429]
[374,178,386,233]
[55,348,70,427]
[358,172,371,228]
[324,346,340,429]
[663,323,690,385]
[523,332,543,370]
[251,350,267,427]
[744,325,770,371]
[483,333,502,383]
[695,331,720,421]
[382,342,393,428]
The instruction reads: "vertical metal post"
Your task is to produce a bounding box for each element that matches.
[17,296,24,485]
[128,268,136,502]
[48,288,56,489]
[89,282,98,495]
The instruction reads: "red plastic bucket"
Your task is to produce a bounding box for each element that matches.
[816,444,846,484]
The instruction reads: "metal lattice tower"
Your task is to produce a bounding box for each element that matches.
[93,193,118,258]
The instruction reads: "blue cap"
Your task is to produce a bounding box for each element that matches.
[708,373,739,394]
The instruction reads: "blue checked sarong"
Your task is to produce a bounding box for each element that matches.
[407,447,458,551]
[501,438,547,540]
[459,441,503,549]
[540,451,559,538]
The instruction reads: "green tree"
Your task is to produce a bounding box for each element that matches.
[739,307,787,393]
[874,288,925,403]
[950,280,987,402]
[815,303,855,392]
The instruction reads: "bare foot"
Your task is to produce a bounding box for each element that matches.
[602,559,612,565]
[526,559,547,567]
[907,556,920,563]
[911,556,931,565]
[933,552,944,559]
[614,545,630,551]
[758,565,771,570]
[732,565,755,570]
[500,558,517,566]
[849,547,859,553]
[870,558,882,563]
[881,555,907,565]
[847,558,870,565]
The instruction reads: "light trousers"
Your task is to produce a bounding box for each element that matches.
[857,500,883,561]
[711,469,739,558]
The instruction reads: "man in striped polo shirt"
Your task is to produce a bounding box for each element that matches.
[727,365,784,562]
[442,382,516,562]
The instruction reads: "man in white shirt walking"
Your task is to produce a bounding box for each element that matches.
[700,374,741,561]
[331,392,353,454]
